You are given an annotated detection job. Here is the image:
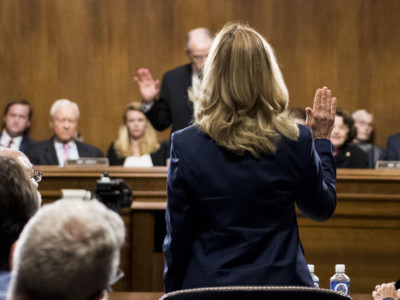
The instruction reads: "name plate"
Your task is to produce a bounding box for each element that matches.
[65,157,109,167]
[375,160,400,169]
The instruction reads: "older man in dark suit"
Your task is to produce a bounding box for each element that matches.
[26,99,103,166]
[134,28,213,133]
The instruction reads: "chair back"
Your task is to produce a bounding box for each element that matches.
[159,286,352,300]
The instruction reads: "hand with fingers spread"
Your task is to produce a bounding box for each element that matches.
[133,68,161,104]
[372,282,400,300]
[306,87,337,140]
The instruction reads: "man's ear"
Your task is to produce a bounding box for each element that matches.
[185,48,191,60]
[9,240,18,270]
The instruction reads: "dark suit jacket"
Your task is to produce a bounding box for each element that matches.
[0,132,34,154]
[25,137,104,165]
[334,142,369,168]
[106,139,170,166]
[163,125,337,292]
[19,136,35,154]
[146,64,193,133]
[356,143,385,168]
[385,133,400,160]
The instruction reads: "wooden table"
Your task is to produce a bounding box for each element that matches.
[37,166,400,293]
[108,292,164,300]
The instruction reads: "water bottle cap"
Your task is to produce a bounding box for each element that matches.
[335,264,345,272]
[307,264,314,272]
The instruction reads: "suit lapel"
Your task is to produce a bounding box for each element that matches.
[47,138,60,165]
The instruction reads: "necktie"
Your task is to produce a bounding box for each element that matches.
[63,144,70,162]
[7,138,13,148]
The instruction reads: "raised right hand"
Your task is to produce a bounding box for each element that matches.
[133,68,160,103]
[305,87,337,139]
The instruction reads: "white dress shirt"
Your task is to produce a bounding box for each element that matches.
[123,154,153,167]
[0,129,23,150]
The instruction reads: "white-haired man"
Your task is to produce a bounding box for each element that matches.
[352,109,385,167]
[6,199,125,300]
[0,154,40,300]
[26,99,103,166]
[134,27,213,134]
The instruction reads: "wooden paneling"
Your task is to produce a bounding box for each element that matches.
[37,167,400,294]
[1,0,400,150]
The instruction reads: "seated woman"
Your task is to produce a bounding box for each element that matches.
[330,108,369,168]
[107,102,170,167]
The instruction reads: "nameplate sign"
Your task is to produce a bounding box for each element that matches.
[375,160,400,169]
[65,157,109,167]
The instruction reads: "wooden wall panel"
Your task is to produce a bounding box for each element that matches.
[1,0,399,152]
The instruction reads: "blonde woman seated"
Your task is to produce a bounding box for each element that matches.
[107,102,170,167]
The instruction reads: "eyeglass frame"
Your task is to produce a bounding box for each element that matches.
[30,170,42,183]
[106,268,125,292]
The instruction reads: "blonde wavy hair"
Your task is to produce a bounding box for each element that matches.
[113,102,160,158]
[192,22,299,156]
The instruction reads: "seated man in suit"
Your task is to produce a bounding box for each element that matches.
[0,100,35,154]
[6,199,125,300]
[26,99,103,166]
[0,154,40,300]
[352,109,385,167]
[386,132,400,161]
[134,27,213,134]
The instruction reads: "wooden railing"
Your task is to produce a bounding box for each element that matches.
[37,166,400,293]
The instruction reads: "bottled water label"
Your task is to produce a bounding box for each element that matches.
[330,281,350,295]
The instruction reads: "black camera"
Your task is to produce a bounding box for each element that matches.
[95,172,132,212]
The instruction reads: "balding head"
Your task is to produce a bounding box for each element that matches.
[8,199,125,300]
[186,28,213,74]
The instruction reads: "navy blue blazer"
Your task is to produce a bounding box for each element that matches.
[385,133,400,160]
[25,137,104,165]
[146,64,193,133]
[163,125,336,292]
[19,136,35,154]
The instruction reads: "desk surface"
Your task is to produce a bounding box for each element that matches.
[108,292,164,300]
[107,292,370,300]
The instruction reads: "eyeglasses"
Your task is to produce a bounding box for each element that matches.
[106,268,124,292]
[30,170,42,183]
[355,120,373,128]
[191,54,208,62]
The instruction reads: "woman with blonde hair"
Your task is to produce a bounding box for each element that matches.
[107,102,169,166]
[163,22,337,292]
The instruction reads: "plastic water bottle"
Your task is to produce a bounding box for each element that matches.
[330,264,350,295]
[308,264,319,287]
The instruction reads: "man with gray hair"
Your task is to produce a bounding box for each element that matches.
[0,155,40,300]
[352,109,385,167]
[26,99,103,166]
[6,199,125,300]
[134,27,213,133]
